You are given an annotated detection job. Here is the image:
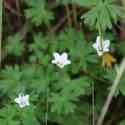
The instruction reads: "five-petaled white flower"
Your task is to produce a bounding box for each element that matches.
[93,36,110,56]
[14,94,30,108]
[51,52,71,68]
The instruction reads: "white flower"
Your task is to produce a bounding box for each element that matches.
[51,52,71,68]
[14,94,30,108]
[93,36,110,56]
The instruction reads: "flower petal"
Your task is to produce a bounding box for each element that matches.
[61,52,68,59]
[25,95,29,100]
[92,43,98,49]
[51,59,57,64]
[93,36,102,50]
[14,98,20,104]
[103,40,110,51]
[96,36,101,43]
[66,60,71,65]
[53,52,60,60]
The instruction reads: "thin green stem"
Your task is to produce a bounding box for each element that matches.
[92,81,95,125]
[45,88,49,125]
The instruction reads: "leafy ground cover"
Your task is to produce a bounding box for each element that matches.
[1,0,125,125]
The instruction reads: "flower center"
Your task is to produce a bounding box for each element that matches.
[57,61,64,66]
[20,98,26,105]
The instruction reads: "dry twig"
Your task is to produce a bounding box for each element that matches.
[97,58,125,125]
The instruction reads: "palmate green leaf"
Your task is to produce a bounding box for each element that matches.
[29,34,51,64]
[5,34,24,56]
[81,0,123,31]
[0,65,35,96]
[8,120,20,125]
[0,119,7,125]
[0,66,25,96]
[56,28,78,50]
[99,4,112,29]
[21,64,37,80]
[0,105,19,125]
[25,0,54,26]
[29,68,50,94]
[103,68,116,81]
[61,77,91,98]
[49,93,77,115]
[1,65,21,81]
[49,77,91,115]
[49,102,91,125]
[22,107,39,125]
[0,105,17,118]
[107,5,123,23]
[72,0,101,7]
[82,6,98,28]
[57,0,101,6]
[30,34,50,50]
[119,120,125,125]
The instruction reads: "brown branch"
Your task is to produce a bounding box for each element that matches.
[50,15,69,32]
[65,4,72,27]
[50,10,83,32]
[4,1,22,17]
[15,0,22,21]
[50,8,85,32]
[97,58,125,125]
[72,4,78,28]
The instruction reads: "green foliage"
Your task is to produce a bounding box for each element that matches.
[73,0,100,7]
[0,105,39,125]
[2,0,125,125]
[50,93,77,114]
[1,28,95,125]
[22,107,39,125]
[119,120,125,125]
[81,0,123,31]
[49,77,91,114]
[28,33,51,64]
[24,0,54,26]
[54,29,97,72]
[5,34,24,56]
